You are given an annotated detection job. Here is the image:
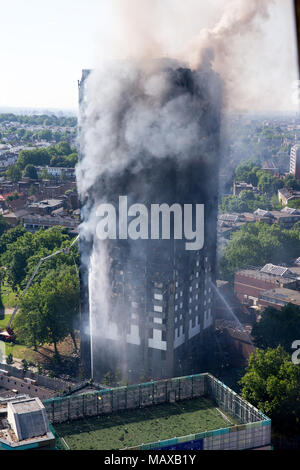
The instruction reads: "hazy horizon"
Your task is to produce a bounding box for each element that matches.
[0,0,298,111]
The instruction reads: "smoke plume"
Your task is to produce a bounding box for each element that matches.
[77,0,282,381]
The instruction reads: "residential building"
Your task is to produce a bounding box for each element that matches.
[28,198,64,215]
[35,166,75,179]
[278,187,300,206]
[289,143,300,179]
[258,287,300,310]
[234,264,300,307]
[79,65,221,382]
[233,182,259,196]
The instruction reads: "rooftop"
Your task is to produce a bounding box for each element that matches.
[260,287,300,306]
[28,198,63,209]
[10,398,43,414]
[54,396,237,450]
[7,397,50,442]
[235,267,298,284]
[278,187,300,200]
[260,263,293,277]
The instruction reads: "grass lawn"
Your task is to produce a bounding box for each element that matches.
[54,397,237,450]
[0,334,79,366]
[4,343,36,362]
[0,315,11,328]
[0,281,18,309]
[0,314,35,362]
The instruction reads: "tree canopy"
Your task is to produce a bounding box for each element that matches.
[219,221,300,281]
[233,161,284,197]
[252,303,300,353]
[23,164,38,179]
[16,142,78,170]
[0,113,77,127]
[240,346,300,434]
[220,193,271,214]
[6,165,22,182]
[0,215,9,238]
[13,265,79,355]
[0,226,78,291]
[234,161,260,186]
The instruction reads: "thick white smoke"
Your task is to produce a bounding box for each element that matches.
[184,0,274,66]
[77,0,291,380]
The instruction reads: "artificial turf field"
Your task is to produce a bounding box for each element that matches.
[54,397,237,450]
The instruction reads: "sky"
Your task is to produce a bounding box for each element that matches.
[0,0,298,112]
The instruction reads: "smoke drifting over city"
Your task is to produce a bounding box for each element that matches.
[77,0,279,380]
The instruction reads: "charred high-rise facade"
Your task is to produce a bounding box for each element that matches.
[78,61,222,383]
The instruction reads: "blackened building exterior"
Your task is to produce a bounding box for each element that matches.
[78,63,221,383]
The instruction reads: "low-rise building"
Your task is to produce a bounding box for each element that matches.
[2,208,29,227]
[28,198,64,215]
[35,166,75,179]
[233,182,260,196]
[229,208,300,228]
[261,160,279,175]
[234,264,300,307]
[278,187,300,206]
[259,287,300,310]
[0,396,55,450]
[23,214,79,232]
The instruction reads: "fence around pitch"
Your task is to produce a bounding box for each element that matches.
[44,373,207,424]
[130,420,271,451]
[44,373,269,431]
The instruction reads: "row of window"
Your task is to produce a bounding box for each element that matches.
[148,329,167,341]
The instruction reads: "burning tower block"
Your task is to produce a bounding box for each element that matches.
[78,60,222,382]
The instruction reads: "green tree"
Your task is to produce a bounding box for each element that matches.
[13,265,79,356]
[6,353,13,365]
[17,148,51,169]
[23,164,38,179]
[54,141,72,156]
[219,222,300,281]
[59,170,67,182]
[12,284,46,350]
[0,226,74,291]
[6,192,19,202]
[239,190,255,201]
[6,165,22,182]
[252,304,300,352]
[21,358,29,372]
[257,172,284,196]
[235,161,260,186]
[50,155,65,167]
[0,224,27,256]
[36,129,53,141]
[28,184,37,196]
[0,215,9,237]
[271,194,282,210]
[240,347,300,434]
[6,353,14,365]
[287,199,300,210]
[284,175,300,190]
[1,231,34,290]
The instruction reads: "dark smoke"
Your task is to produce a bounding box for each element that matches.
[77,0,277,381]
[78,59,221,380]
